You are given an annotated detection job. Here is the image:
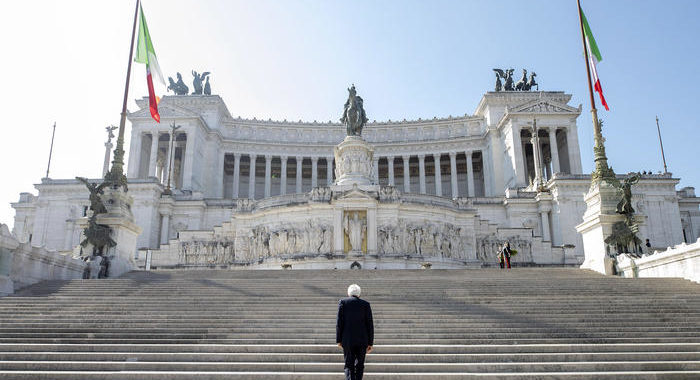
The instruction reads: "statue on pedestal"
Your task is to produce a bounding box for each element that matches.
[341,84,368,137]
[167,72,189,95]
[191,70,210,95]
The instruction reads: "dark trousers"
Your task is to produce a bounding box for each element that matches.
[505,255,511,268]
[343,345,367,380]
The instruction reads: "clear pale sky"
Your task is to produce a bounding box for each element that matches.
[1,0,698,228]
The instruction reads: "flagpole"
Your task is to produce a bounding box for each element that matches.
[577,0,613,184]
[45,122,56,179]
[105,0,140,189]
[655,116,668,174]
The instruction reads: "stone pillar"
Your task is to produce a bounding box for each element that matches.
[63,221,74,250]
[127,131,141,178]
[549,128,561,174]
[402,155,410,193]
[163,133,172,186]
[367,208,377,255]
[387,156,395,186]
[512,127,526,186]
[280,156,288,195]
[148,132,159,177]
[466,151,475,197]
[531,132,544,187]
[566,127,583,174]
[248,154,257,199]
[232,153,241,198]
[433,154,442,196]
[102,142,113,177]
[160,213,170,245]
[540,211,551,242]
[449,152,458,198]
[264,155,272,198]
[311,157,318,188]
[181,132,194,190]
[326,157,334,186]
[482,148,493,197]
[333,208,344,254]
[295,156,303,193]
[217,152,225,198]
[418,155,426,194]
[372,157,379,184]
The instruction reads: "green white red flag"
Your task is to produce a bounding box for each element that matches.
[134,4,164,122]
[580,8,609,111]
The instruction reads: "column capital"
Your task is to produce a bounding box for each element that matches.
[402,155,410,161]
[265,154,272,161]
[249,153,257,159]
[418,154,425,161]
[234,153,241,159]
[295,156,303,161]
[311,156,319,163]
[387,155,394,161]
[433,153,441,160]
[280,155,288,161]
[448,152,457,158]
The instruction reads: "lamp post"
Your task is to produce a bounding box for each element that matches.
[163,122,181,195]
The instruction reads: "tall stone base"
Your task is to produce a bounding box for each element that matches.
[98,187,142,277]
[576,181,623,275]
[332,136,377,192]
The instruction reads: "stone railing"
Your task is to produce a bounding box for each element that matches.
[0,224,85,296]
[617,238,700,283]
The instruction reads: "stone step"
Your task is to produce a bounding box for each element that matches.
[2,370,700,379]
[3,360,700,372]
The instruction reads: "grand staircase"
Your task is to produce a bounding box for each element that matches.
[0,268,699,379]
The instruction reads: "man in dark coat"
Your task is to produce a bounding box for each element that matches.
[336,284,374,380]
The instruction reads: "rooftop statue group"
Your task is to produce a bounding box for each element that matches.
[167,70,212,96]
[493,68,538,92]
[341,84,368,137]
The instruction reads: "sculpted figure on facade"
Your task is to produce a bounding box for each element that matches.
[340,84,368,137]
[344,212,366,252]
[379,186,400,202]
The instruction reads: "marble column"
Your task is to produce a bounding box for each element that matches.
[232,153,241,198]
[433,153,442,196]
[387,156,395,186]
[549,128,561,174]
[418,155,426,194]
[402,155,410,193]
[311,157,318,188]
[295,156,303,193]
[248,154,257,199]
[449,152,458,198]
[280,156,288,195]
[148,132,159,177]
[466,151,475,197]
[264,155,272,198]
[541,211,551,242]
[326,157,334,186]
[102,142,113,177]
[160,214,170,245]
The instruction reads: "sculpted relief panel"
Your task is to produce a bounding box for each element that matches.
[476,236,533,263]
[179,240,235,266]
[378,219,474,261]
[239,220,334,263]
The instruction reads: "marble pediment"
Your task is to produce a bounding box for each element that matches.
[508,99,581,115]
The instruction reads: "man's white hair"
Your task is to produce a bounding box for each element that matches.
[347,284,361,297]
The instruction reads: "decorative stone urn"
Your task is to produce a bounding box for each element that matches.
[333,136,374,189]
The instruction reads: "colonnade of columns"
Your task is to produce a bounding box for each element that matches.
[223,150,489,200]
[139,131,189,189]
[519,126,572,184]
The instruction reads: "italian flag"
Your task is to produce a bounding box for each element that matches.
[580,8,609,111]
[134,4,164,122]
